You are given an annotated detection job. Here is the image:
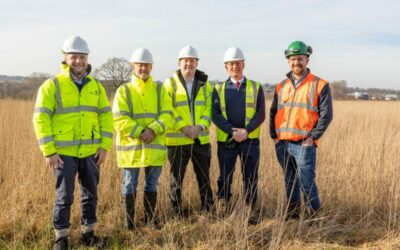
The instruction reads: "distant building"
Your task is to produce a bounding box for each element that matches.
[384,94,398,101]
[353,92,369,100]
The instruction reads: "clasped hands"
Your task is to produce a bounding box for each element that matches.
[181,125,203,139]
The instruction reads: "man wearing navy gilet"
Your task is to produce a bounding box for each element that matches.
[212,47,265,225]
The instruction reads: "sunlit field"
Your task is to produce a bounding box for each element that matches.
[1,99,399,249]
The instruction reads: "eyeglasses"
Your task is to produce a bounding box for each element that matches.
[288,56,308,62]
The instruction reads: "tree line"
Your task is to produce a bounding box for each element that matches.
[0,58,398,100]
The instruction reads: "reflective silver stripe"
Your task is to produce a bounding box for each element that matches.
[54,107,80,114]
[246,103,255,108]
[80,106,98,112]
[38,135,54,145]
[166,132,186,138]
[101,131,113,138]
[251,80,257,109]
[156,82,162,115]
[277,102,317,111]
[54,105,98,114]
[170,77,177,107]
[195,101,205,105]
[276,127,309,136]
[277,80,287,108]
[202,85,207,103]
[308,77,319,109]
[199,131,209,137]
[276,77,319,112]
[132,113,158,119]
[113,111,130,117]
[34,107,53,115]
[245,117,252,122]
[117,144,166,151]
[54,138,101,146]
[129,125,140,138]
[155,119,165,132]
[160,110,173,116]
[216,82,227,118]
[200,115,211,123]
[99,106,111,113]
[53,77,63,109]
[175,116,183,123]
[124,84,133,117]
[52,77,108,114]
[175,101,188,107]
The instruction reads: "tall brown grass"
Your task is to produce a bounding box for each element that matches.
[0,99,399,249]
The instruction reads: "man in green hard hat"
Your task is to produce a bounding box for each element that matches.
[269,41,333,221]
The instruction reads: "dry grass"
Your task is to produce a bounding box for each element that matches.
[0,99,400,249]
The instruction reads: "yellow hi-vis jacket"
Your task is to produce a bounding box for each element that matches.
[163,71,212,145]
[214,79,262,142]
[33,63,113,158]
[113,75,173,168]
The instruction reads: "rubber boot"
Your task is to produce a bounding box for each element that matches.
[144,191,161,230]
[124,194,136,230]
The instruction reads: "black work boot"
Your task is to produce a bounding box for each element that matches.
[170,190,183,218]
[285,202,301,221]
[80,231,106,247]
[53,236,68,250]
[144,191,161,230]
[247,203,260,225]
[305,207,320,226]
[124,194,136,230]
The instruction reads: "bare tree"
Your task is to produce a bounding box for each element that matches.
[26,72,52,84]
[93,57,132,89]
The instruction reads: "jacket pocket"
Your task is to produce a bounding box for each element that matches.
[53,123,75,142]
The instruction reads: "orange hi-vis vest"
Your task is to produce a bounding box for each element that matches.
[274,72,328,143]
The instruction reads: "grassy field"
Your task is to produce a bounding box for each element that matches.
[0,99,400,249]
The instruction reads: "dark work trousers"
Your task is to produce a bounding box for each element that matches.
[168,141,214,211]
[53,154,99,230]
[217,140,260,206]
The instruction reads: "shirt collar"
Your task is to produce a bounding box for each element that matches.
[70,72,88,85]
[229,76,245,84]
[288,68,310,86]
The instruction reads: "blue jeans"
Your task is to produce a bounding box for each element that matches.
[275,141,320,210]
[53,155,99,230]
[122,166,162,195]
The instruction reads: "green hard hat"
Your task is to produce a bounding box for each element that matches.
[284,41,313,58]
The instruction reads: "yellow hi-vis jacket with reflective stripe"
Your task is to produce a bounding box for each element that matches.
[214,79,262,142]
[163,71,212,145]
[113,75,173,168]
[33,63,113,158]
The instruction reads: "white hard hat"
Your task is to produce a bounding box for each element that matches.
[61,35,90,54]
[178,45,199,60]
[130,48,153,64]
[223,47,245,63]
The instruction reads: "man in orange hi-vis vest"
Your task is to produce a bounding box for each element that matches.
[269,41,333,221]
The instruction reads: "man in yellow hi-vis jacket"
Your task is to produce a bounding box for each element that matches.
[163,46,214,216]
[33,36,113,249]
[113,48,173,230]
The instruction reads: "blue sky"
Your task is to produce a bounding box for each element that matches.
[1,0,399,89]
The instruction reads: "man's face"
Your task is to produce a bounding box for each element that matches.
[225,60,245,79]
[132,63,152,80]
[288,55,309,75]
[64,53,88,76]
[179,58,198,79]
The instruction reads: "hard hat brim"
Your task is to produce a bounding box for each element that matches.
[224,59,245,63]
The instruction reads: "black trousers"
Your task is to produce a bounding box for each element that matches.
[168,141,214,211]
[217,140,260,206]
[53,155,99,230]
